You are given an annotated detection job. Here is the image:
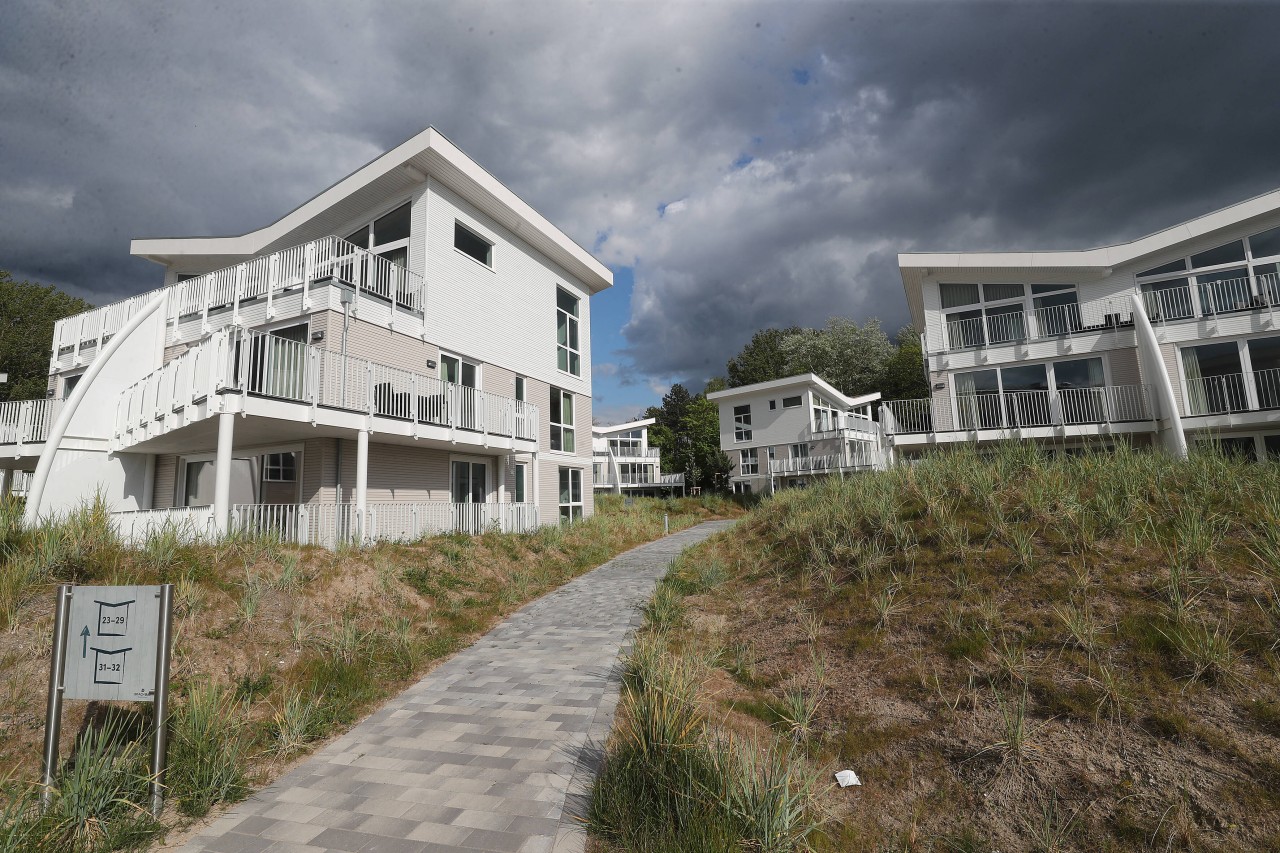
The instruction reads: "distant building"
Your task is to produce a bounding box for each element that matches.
[707,374,886,494]
[591,418,685,496]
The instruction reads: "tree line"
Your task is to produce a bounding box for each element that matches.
[641,318,929,489]
[0,271,92,402]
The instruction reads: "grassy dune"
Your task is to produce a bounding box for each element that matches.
[0,493,739,852]
[590,444,1280,852]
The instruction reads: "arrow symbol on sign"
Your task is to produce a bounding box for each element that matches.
[80,626,90,658]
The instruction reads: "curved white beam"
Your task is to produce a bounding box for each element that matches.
[24,292,167,525]
[1130,292,1188,459]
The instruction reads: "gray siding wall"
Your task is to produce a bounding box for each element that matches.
[152,454,178,509]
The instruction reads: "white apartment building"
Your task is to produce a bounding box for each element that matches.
[591,418,685,496]
[708,374,885,494]
[882,188,1280,461]
[1,127,611,544]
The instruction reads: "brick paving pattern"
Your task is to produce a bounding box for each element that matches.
[178,520,736,853]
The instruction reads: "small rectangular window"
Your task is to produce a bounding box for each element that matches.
[1249,225,1280,260]
[515,376,526,403]
[455,222,493,266]
[782,396,802,408]
[559,467,583,522]
[374,202,411,245]
[1190,240,1245,269]
[733,404,752,441]
[982,283,1024,302]
[514,463,526,503]
[556,287,581,375]
[1137,258,1187,278]
[551,387,575,452]
[739,448,759,475]
[263,452,297,482]
[939,283,981,309]
[769,400,777,410]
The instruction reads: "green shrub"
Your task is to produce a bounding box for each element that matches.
[166,680,250,817]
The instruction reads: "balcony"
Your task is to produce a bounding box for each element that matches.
[114,329,537,449]
[942,299,1134,353]
[769,446,881,476]
[807,410,880,442]
[1183,368,1280,417]
[0,399,62,449]
[52,236,427,368]
[881,384,1154,436]
[1142,273,1280,324]
[111,501,539,547]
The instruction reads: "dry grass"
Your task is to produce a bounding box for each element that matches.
[0,493,741,849]
[609,443,1280,852]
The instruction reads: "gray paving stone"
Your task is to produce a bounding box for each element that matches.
[179,521,734,853]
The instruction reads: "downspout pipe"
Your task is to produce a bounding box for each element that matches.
[24,293,167,526]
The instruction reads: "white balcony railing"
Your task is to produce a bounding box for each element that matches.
[0,398,62,447]
[1183,368,1280,416]
[53,236,427,361]
[881,384,1155,435]
[1143,274,1280,324]
[770,446,881,476]
[114,329,538,446]
[942,299,1134,352]
[231,501,539,547]
[112,506,217,545]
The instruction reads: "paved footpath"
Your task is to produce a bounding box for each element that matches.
[181,520,736,853]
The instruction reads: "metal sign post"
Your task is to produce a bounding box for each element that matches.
[40,584,174,816]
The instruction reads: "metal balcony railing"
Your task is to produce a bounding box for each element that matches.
[0,398,62,446]
[880,384,1155,435]
[1142,273,1280,324]
[769,447,881,475]
[1183,368,1280,417]
[942,298,1134,352]
[53,236,427,362]
[114,329,538,446]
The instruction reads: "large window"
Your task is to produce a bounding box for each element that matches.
[1138,234,1280,320]
[739,448,759,475]
[609,429,643,455]
[557,288,581,376]
[347,202,411,269]
[619,463,653,484]
[782,396,802,409]
[451,460,488,504]
[559,467,583,522]
[733,404,752,441]
[1182,341,1246,415]
[550,388,575,452]
[440,354,478,388]
[812,394,840,432]
[454,221,493,266]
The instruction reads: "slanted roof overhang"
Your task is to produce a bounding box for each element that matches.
[896,185,1280,330]
[130,127,613,294]
[706,373,864,408]
[593,417,657,436]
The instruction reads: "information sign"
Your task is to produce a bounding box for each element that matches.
[62,585,163,702]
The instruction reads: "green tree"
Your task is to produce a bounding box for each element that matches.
[0,271,92,402]
[879,326,930,400]
[644,385,731,490]
[725,326,801,387]
[779,317,893,398]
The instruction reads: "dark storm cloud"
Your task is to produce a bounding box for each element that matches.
[1,2,1277,384]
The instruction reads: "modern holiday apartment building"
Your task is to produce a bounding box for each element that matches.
[882,188,1280,461]
[708,375,885,494]
[3,127,611,543]
[591,419,685,496]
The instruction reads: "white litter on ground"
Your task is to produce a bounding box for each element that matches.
[835,769,861,788]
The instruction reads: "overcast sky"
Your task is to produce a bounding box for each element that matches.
[3,1,1279,422]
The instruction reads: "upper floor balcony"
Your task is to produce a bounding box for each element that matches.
[881,383,1155,437]
[52,237,426,371]
[113,329,537,451]
[940,297,1134,354]
[769,445,882,476]
[1141,272,1280,325]
[806,409,880,442]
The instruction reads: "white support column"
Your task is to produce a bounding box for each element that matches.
[355,429,369,542]
[213,411,235,534]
